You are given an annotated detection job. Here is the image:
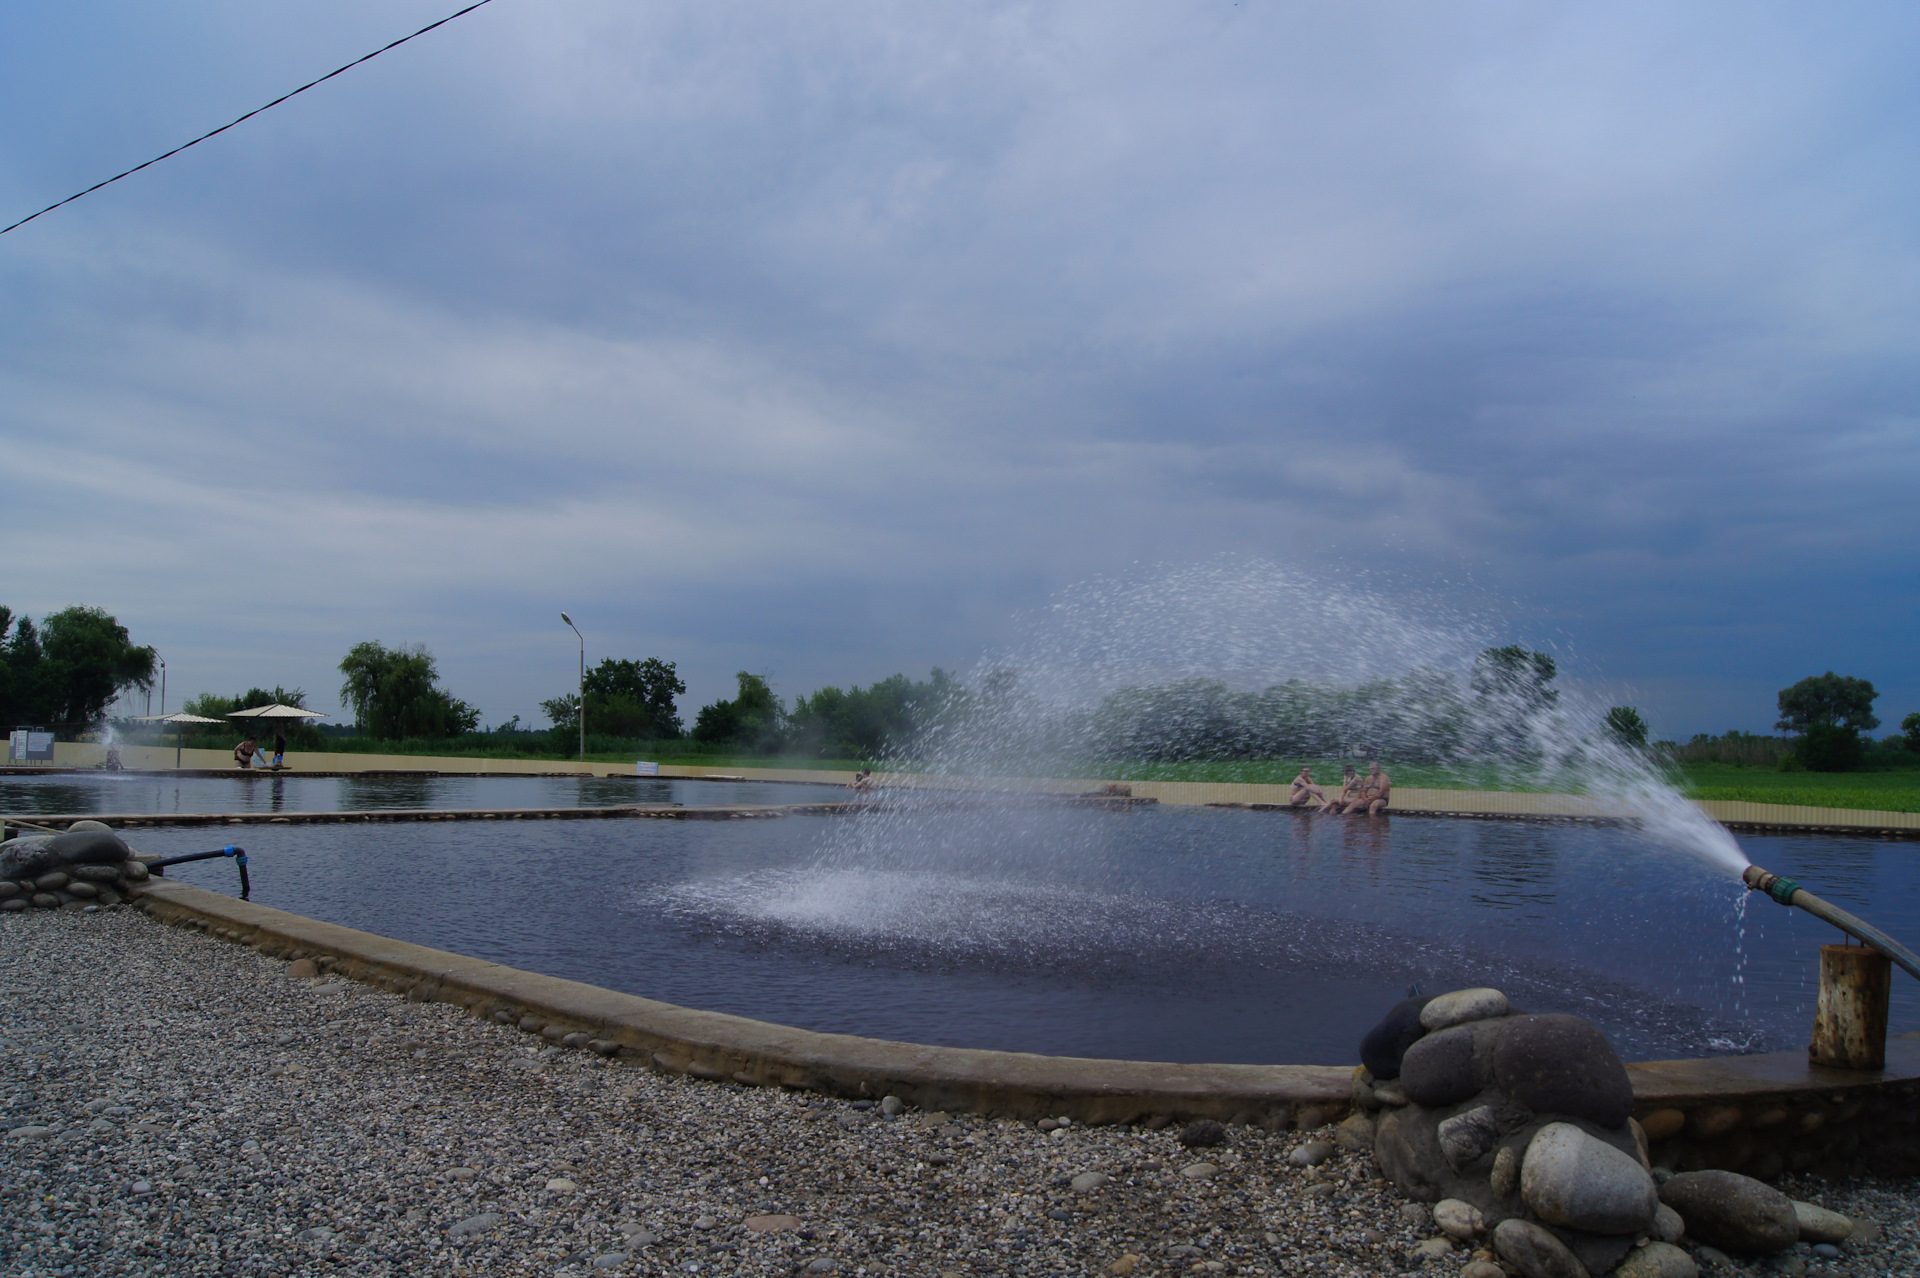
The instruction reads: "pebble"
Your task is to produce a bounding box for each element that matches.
[1070,1171,1110,1191]
[879,1094,905,1117]
[1180,1162,1217,1179]
[448,1211,503,1238]
[591,1252,627,1268]
[1179,1119,1226,1147]
[745,1213,802,1232]
[1433,1197,1485,1239]
[546,1176,579,1191]
[6,907,1916,1278]
[1288,1139,1335,1166]
[1793,1200,1855,1244]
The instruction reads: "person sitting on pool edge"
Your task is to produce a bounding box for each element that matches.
[1346,759,1391,815]
[1288,765,1326,807]
[1321,764,1362,813]
[233,736,257,769]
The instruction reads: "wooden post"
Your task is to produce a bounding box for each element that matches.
[1809,943,1891,1070]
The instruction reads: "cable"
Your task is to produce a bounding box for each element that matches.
[2,0,500,236]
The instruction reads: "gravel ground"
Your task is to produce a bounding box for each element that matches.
[3,908,1915,1278]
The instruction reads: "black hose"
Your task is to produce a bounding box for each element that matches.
[148,846,251,901]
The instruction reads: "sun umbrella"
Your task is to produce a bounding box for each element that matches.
[129,711,223,768]
[226,705,328,769]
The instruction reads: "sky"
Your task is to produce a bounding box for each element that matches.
[2,1,1916,739]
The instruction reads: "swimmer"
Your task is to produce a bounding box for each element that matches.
[1288,766,1326,808]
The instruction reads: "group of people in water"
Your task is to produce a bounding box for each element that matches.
[1289,760,1391,815]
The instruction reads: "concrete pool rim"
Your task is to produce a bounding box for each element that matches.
[116,877,1920,1178]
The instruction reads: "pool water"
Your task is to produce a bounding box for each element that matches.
[129,801,1918,1067]
[0,770,833,816]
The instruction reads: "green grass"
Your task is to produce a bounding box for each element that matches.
[1675,763,1920,814]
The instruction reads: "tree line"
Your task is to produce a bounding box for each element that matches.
[0,606,156,730]
[8,599,1915,773]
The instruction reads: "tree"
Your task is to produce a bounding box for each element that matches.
[544,657,687,739]
[1603,706,1649,750]
[338,642,480,740]
[1776,672,1879,734]
[1471,646,1559,711]
[691,672,786,752]
[0,604,154,728]
[786,669,959,759]
[1775,672,1878,774]
[1470,646,1558,755]
[1905,711,1920,755]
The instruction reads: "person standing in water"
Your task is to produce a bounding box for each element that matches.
[271,728,287,769]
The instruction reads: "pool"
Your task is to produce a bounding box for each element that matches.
[130,800,1920,1067]
[0,770,834,816]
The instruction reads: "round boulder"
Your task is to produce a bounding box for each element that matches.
[1615,1241,1699,1278]
[1493,1218,1586,1278]
[1420,987,1511,1031]
[1400,1025,1481,1108]
[1657,1170,1798,1254]
[1492,1014,1633,1128]
[1520,1121,1659,1235]
[1360,995,1432,1080]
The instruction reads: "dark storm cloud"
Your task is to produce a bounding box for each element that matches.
[1,1,1915,733]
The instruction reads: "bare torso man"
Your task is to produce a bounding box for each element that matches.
[1289,766,1326,807]
[1348,760,1391,815]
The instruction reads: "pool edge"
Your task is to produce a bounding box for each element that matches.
[128,880,1920,1175]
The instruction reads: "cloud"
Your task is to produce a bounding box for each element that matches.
[2,1,1917,732]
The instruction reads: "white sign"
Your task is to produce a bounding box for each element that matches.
[9,731,55,762]
[635,760,660,776]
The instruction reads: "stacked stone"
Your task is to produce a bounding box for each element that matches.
[1352,987,1857,1278]
[0,823,151,914]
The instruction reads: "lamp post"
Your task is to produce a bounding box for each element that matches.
[561,612,584,761]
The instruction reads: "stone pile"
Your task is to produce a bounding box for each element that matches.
[0,822,151,914]
[1351,987,1858,1278]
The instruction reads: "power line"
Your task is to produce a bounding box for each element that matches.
[2,0,500,236]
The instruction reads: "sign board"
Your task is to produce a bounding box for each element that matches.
[9,730,55,762]
[635,760,660,776]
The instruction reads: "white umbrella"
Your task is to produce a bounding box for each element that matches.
[225,704,328,721]
[227,705,327,770]
[130,711,224,768]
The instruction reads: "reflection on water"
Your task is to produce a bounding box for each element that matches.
[0,771,835,816]
[127,803,1920,1066]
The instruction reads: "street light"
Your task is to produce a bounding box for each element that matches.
[561,612,584,761]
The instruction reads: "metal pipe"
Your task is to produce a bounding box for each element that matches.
[1743,864,1920,983]
[149,845,250,900]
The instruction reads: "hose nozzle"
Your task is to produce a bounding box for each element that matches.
[1743,864,1801,906]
